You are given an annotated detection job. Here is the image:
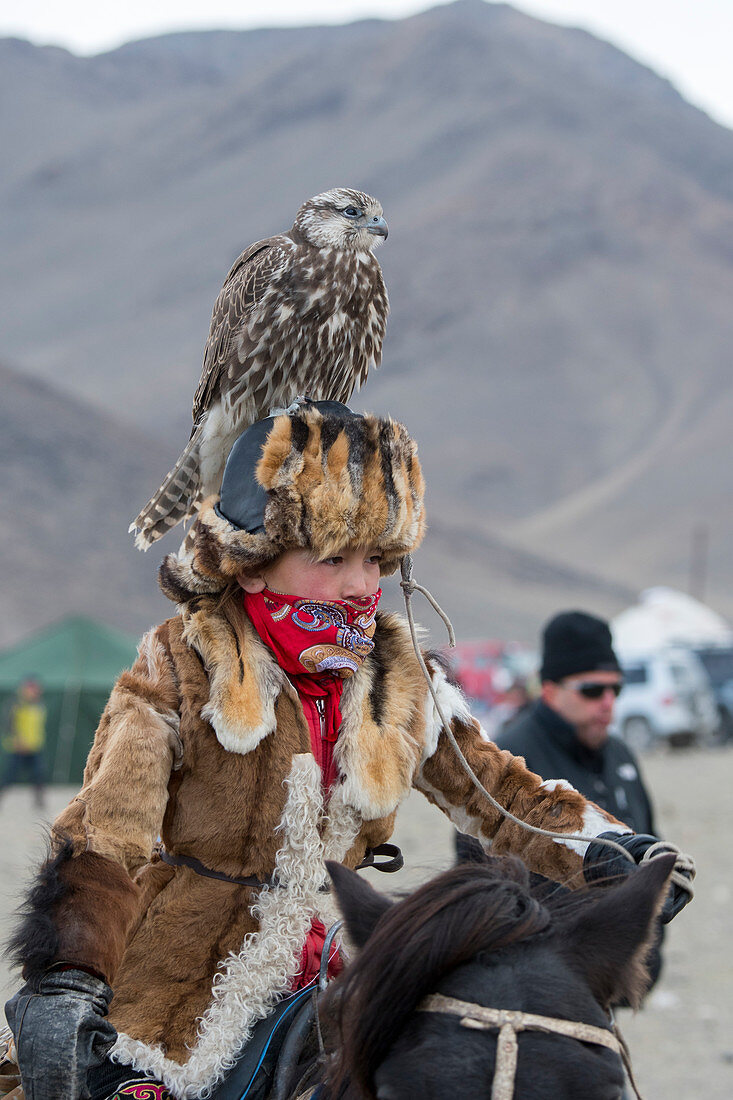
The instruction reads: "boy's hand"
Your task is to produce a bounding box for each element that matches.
[583,831,695,923]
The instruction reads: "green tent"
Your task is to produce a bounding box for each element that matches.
[0,617,139,785]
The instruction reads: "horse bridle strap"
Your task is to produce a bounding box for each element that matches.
[418,994,640,1100]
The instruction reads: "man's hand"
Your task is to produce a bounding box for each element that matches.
[583,832,695,923]
[5,968,116,1100]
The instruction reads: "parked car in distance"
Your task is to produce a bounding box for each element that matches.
[692,645,733,742]
[613,646,720,750]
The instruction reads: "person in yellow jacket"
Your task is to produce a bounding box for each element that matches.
[1,677,46,807]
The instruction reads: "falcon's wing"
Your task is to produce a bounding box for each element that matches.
[192,233,293,426]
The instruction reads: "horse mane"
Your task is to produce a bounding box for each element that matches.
[326,854,552,1099]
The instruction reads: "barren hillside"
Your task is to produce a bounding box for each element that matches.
[2,0,733,639]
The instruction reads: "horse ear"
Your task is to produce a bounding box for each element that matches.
[558,853,675,1009]
[326,860,394,949]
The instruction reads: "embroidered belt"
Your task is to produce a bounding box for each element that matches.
[155,841,404,888]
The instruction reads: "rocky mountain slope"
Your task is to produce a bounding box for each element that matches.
[2,0,733,642]
[0,363,171,646]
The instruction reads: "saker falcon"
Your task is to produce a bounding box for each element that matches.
[130,187,389,549]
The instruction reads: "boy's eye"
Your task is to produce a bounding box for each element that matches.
[322,556,342,566]
[367,554,382,565]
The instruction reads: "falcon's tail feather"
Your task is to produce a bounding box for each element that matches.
[129,434,202,550]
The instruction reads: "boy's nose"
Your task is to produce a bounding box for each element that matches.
[343,565,369,598]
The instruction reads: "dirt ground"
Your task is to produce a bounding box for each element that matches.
[0,742,730,1098]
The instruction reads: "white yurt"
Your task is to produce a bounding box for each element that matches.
[612,587,733,657]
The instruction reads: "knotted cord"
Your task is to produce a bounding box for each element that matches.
[639,841,695,901]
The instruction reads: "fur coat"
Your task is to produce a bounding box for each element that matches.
[13,588,627,1098]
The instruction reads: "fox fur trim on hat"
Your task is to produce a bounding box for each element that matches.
[159,406,425,601]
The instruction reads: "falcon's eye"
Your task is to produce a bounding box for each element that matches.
[343,206,361,218]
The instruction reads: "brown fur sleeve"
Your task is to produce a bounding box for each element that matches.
[414,659,628,886]
[54,621,182,871]
[10,622,182,984]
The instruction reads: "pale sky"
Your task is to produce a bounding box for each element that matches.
[4,0,733,129]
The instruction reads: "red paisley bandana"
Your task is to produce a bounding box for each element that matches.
[243,588,381,679]
[242,587,382,781]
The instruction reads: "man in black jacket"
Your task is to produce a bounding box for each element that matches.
[456,610,663,1028]
[499,610,664,1099]
[458,611,655,860]
[497,610,655,834]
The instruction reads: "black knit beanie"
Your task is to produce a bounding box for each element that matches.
[540,611,621,683]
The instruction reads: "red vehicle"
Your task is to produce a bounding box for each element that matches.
[449,640,537,712]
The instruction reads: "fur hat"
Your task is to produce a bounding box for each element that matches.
[159,401,426,601]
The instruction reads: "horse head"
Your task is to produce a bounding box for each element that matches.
[321,852,674,1100]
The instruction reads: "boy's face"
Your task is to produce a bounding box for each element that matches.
[239,546,382,602]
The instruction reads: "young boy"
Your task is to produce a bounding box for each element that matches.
[5,401,690,1100]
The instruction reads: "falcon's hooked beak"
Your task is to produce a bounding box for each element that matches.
[366,215,389,239]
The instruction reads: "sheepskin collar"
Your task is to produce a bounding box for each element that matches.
[179,592,425,820]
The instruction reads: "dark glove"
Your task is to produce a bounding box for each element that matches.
[583,832,694,924]
[4,967,116,1100]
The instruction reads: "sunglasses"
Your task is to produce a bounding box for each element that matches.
[563,680,623,700]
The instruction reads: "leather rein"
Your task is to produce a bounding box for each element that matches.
[418,993,643,1100]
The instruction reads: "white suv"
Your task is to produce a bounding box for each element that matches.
[613,646,719,750]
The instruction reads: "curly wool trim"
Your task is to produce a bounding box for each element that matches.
[315,786,363,966]
[321,785,362,865]
[110,753,358,1098]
